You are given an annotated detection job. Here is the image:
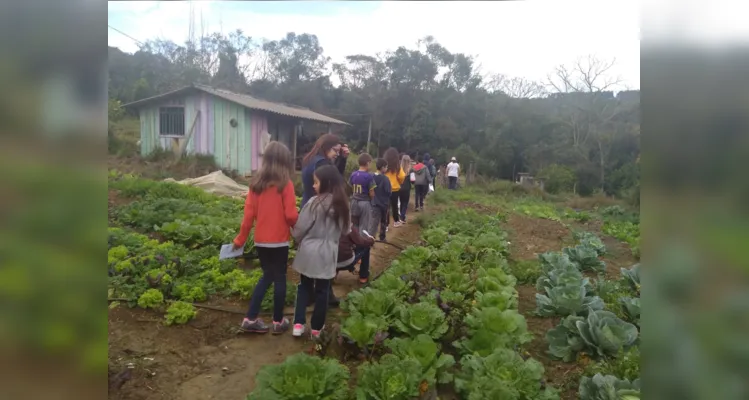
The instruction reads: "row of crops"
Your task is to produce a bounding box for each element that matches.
[247,209,549,399]
[533,231,642,398]
[107,170,296,323]
[247,204,643,399]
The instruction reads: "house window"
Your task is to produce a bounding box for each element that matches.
[159,107,185,136]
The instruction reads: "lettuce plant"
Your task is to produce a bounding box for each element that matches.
[342,288,401,321]
[369,273,412,299]
[248,353,350,400]
[578,373,641,400]
[355,354,422,400]
[340,314,388,350]
[385,334,456,386]
[474,287,518,311]
[394,302,449,339]
[164,301,196,325]
[455,308,532,357]
[455,348,560,400]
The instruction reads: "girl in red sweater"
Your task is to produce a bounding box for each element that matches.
[233,141,299,334]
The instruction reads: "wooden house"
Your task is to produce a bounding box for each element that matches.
[123,84,349,176]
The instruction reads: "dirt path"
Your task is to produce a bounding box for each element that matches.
[108,211,425,400]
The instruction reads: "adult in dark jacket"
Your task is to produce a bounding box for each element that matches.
[300,133,349,208]
[427,158,437,190]
[412,156,432,211]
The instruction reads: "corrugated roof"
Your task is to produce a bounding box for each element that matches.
[123,84,350,126]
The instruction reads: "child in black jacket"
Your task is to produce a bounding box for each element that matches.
[370,158,392,241]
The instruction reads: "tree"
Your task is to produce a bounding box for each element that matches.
[546,55,630,191]
[107,33,639,197]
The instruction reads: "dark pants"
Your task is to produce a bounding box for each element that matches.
[398,187,410,221]
[246,246,288,322]
[448,176,458,190]
[371,205,388,240]
[389,192,400,223]
[335,246,371,278]
[294,275,332,331]
[415,184,428,208]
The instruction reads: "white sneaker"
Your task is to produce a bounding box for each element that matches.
[292,323,305,337]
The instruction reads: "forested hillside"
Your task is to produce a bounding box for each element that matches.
[108,30,639,199]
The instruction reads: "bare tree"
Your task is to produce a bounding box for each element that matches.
[546,55,630,189]
[485,74,547,98]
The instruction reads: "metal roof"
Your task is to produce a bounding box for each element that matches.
[123,84,350,126]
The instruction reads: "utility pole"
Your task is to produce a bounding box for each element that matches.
[366,116,372,154]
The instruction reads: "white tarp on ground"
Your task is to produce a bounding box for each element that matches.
[163,170,249,198]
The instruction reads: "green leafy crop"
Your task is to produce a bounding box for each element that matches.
[248,353,350,400]
[164,301,197,325]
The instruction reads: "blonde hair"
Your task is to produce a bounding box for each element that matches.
[400,154,412,173]
[251,141,293,194]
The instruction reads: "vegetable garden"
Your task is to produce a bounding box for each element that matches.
[108,171,641,400]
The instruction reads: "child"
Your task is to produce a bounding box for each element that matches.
[233,141,298,335]
[336,223,376,287]
[291,164,350,339]
[349,153,376,232]
[370,158,392,241]
[383,148,406,227]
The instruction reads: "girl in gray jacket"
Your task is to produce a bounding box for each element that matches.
[291,164,351,339]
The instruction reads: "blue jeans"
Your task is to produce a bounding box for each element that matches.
[448,176,458,190]
[293,275,332,331]
[246,246,288,322]
[335,246,371,278]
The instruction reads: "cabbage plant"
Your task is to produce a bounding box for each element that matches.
[579,373,641,400]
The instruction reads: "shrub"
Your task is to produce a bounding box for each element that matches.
[538,164,576,194]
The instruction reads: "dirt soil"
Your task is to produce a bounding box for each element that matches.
[108,208,426,400]
[505,214,572,261]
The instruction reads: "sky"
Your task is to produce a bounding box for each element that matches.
[108,1,642,90]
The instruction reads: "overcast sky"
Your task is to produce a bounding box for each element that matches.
[108,1,641,90]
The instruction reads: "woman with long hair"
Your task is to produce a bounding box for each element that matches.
[300,133,349,208]
[291,164,350,339]
[382,147,405,227]
[398,154,413,223]
[233,141,298,334]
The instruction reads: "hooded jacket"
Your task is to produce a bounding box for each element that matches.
[292,194,348,279]
[337,224,375,267]
[412,162,432,186]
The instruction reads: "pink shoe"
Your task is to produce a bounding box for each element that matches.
[292,324,305,337]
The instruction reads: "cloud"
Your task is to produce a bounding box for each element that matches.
[108,0,641,89]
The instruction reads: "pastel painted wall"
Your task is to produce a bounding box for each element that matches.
[139,94,211,156]
[139,92,283,175]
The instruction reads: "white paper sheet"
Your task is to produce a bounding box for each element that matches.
[219,243,245,260]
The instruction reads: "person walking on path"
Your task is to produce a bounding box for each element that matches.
[370,158,392,241]
[349,153,376,232]
[300,134,349,209]
[291,164,350,339]
[412,155,432,211]
[446,156,460,190]
[398,154,413,223]
[233,141,298,335]
[427,158,437,194]
[383,148,405,227]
